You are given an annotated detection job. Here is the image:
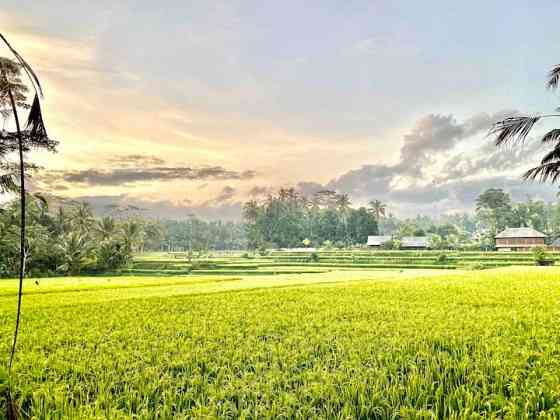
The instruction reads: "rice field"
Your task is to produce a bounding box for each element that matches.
[127,249,560,276]
[1,265,560,417]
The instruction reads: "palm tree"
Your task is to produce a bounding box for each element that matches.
[335,194,351,246]
[143,221,165,251]
[243,200,260,223]
[490,63,560,182]
[54,206,71,235]
[0,33,56,377]
[56,231,93,275]
[72,202,95,234]
[96,216,118,241]
[368,199,387,221]
[121,219,145,255]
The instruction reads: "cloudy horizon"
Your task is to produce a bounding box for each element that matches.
[2,1,560,219]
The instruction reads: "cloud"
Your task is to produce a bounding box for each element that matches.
[107,154,166,167]
[395,111,518,177]
[39,165,256,187]
[248,185,273,197]
[67,194,244,221]
[398,114,464,174]
[205,185,237,205]
[326,165,394,197]
[300,111,557,216]
[29,110,556,220]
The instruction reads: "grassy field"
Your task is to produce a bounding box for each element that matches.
[1,264,560,418]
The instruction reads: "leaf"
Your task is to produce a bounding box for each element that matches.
[0,32,43,97]
[489,116,541,146]
[25,95,47,138]
[541,128,560,144]
[547,64,560,90]
[523,146,560,183]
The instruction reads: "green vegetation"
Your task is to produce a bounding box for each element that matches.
[0,199,165,278]
[110,249,560,279]
[243,188,378,249]
[533,247,555,266]
[1,266,560,417]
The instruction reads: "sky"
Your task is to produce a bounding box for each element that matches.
[2,1,560,220]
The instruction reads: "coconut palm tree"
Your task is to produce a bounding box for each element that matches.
[243,200,260,223]
[335,194,351,245]
[121,219,145,255]
[368,199,387,221]
[56,231,93,275]
[72,202,95,234]
[490,64,560,182]
[96,216,118,241]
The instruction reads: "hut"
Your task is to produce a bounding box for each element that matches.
[495,227,546,251]
[366,235,392,248]
[400,236,429,250]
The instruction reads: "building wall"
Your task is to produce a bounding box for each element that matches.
[495,237,545,248]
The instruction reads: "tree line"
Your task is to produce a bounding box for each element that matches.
[243,188,378,249]
[0,198,162,277]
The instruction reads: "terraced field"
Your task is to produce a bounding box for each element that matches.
[1,265,560,417]
[127,249,559,276]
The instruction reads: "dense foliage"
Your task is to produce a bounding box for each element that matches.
[243,188,378,249]
[1,266,560,417]
[0,199,162,277]
[160,219,247,252]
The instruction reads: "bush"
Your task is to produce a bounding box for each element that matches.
[258,245,269,256]
[533,247,554,266]
[436,253,448,264]
[308,252,320,263]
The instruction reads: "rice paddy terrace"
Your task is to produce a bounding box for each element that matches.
[128,249,560,276]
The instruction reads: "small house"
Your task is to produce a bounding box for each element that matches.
[495,227,546,251]
[400,236,429,250]
[366,235,392,248]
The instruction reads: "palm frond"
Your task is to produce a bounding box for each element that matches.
[523,161,560,183]
[541,128,560,144]
[0,32,43,97]
[26,94,47,138]
[489,116,541,146]
[32,192,48,208]
[523,146,560,183]
[547,64,560,90]
[0,173,17,193]
[539,146,560,164]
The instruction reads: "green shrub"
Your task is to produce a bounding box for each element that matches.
[533,247,554,266]
[436,253,448,264]
[258,245,269,256]
[308,252,320,263]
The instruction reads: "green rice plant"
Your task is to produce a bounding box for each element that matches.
[1,267,560,416]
